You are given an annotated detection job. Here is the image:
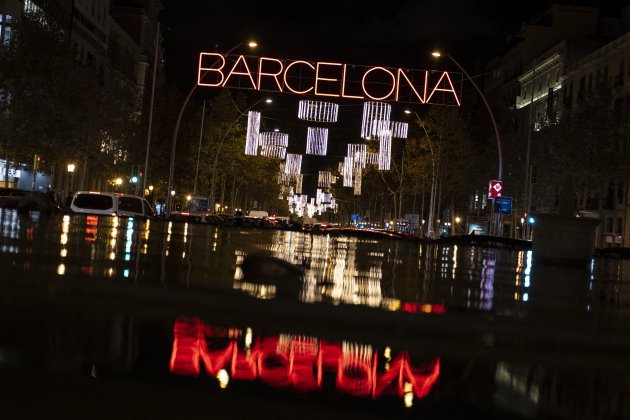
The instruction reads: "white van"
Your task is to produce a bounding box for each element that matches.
[70,191,155,218]
[247,210,269,219]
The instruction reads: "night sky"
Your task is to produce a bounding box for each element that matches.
[157,0,626,192]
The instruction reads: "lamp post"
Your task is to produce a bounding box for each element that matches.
[432,51,503,236]
[208,97,272,212]
[166,41,258,217]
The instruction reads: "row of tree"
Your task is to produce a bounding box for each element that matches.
[0,10,283,211]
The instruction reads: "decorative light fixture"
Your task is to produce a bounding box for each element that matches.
[353,168,362,195]
[347,144,367,168]
[297,100,339,122]
[378,132,392,170]
[259,131,288,158]
[390,121,408,139]
[259,131,288,148]
[260,144,286,159]
[343,156,353,187]
[306,127,328,155]
[318,171,333,188]
[366,152,379,166]
[295,174,303,194]
[361,102,391,139]
[245,111,261,156]
[284,153,302,175]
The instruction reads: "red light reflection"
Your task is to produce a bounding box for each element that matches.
[170,317,439,401]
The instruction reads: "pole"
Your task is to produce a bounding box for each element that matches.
[441,53,503,236]
[143,21,160,193]
[524,59,536,239]
[193,99,206,195]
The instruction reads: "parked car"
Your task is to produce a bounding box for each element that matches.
[70,191,155,218]
[0,188,30,209]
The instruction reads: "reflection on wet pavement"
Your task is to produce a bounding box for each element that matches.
[0,209,629,418]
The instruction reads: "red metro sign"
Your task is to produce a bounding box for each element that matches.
[488,180,503,198]
[198,53,463,106]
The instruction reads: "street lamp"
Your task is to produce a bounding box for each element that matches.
[166,41,258,216]
[432,51,503,235]
[67,163,75,192]
[114,177,123,193]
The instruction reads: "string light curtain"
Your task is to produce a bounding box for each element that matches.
[298,100,339,122]
[347,144,367,168]
[378,131,392,170]
[259,132,288,158]
[306,127,328,155]
[284,153,302,175]
[366,152,379,166]
[318,171,333,188]
[295,174,303,194]
[277,162,288,184]
[260,144,287,159]
[390,121,408,139]
[245,111,261,155]
[343,156,354,187]
[353,168,362,195]
[361,102,391,139]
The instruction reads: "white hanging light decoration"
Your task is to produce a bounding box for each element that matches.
[259,131,288,159]
[245,111,261,156]
[390,121,408,139]
[259,131,288,148]
[347,144,367,168]
[366,152,379,166]
[295,174,303,194]
[284,153,302,175]
[361,102,391,140]
[298,100,339,122]
[318,171,333,188]
[378,131,392,170]
[343,156,354,187]
[353,168,362,195]
[260,144,287,159]
[306,127,328,155]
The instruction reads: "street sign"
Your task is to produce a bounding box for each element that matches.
[494,196,512,214]
[488,180,503,198]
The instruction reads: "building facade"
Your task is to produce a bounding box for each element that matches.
[484,3,630,246]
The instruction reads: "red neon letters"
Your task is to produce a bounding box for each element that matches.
[170,318,440,400]
[198,53,461,106]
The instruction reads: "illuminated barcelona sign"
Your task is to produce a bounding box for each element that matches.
[198,53,463,106]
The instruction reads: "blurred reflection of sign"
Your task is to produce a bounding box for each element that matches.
[488,180,502,198]
[170,317,440,401]
[494,196,512,214]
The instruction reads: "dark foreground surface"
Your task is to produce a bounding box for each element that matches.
[0,210,629,419]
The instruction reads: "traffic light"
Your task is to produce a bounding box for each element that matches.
[131,164,139,183]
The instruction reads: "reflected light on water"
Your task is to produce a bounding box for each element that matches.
[217,369,230,389]
[170,317,440,402]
